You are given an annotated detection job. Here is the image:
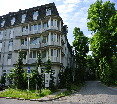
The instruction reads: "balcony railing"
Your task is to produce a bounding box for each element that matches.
[30,44,41,49]
[50,56,60,62]
[21,45,28,50]
[41,43,47,47]
[51,41,59,46]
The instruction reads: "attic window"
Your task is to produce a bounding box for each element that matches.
[33,11,38,20]
[11,17,15,25]
[21,14,26,23]
[46,8,51,16]
[1,20,5,27]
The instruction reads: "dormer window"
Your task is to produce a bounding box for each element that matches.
[11,17,15,25]
[33,11,38,20]
[46,8,51,16]
[1,20,5,27]
[21,14,26,23]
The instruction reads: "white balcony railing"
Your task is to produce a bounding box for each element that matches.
[51,56,60,62]
[30,44,41,49]
[21,45,28,50]
[51,41,59,46]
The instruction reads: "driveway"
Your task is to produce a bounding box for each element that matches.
[0,81,117,104]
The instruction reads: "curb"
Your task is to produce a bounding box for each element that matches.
[0,95,66,102]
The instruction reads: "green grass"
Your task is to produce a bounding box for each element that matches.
[0,88,52,99]
[56,90,72,97]
[56,83,84,98]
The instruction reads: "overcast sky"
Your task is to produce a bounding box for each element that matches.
[0,0,117,45]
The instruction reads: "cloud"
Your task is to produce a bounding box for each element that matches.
[0,0,52,16]
[63,0,81,4]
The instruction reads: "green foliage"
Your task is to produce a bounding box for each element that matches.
[8,51,27,89]
[0,75,6,85]
[87,0,117,85]
[73,27,89,83]
[58,67,73,90]
[86,55,97,80]
[45,59,55,91]
[87,0,116,32]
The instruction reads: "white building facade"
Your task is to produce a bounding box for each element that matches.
[0,3,73,84]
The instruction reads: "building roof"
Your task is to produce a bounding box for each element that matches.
[0,2,59,28]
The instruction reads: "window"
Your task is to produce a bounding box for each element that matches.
[8,54,12,59]
[21,38,27,45]
[51,20,53,26]
[46,8,51,16]
[9,40,13,46]
[0,41,2,47]
[57,50,59,57]
[42,50,46,58]
[51,33,53,41]
[54,19,57,27]
[33,51,36,58]
[51,33,56,41]
[33,11,38,20]
[30,52,33,58]
[54,49,57,56]
[1,20,5,27]
[38,24,41,31]
[22,26,28,32]
[29,51,37,58]
[0,31,3,39]
[42,36,46,43]
[30,37,38,44]
[34,24,38,30]
[51,49,53,56]
[9,29,13,38]
[30,25,33,31]
[43,22,48,29]
[21,14,26,23]
[0,54,1,61]
[11,17,15,25]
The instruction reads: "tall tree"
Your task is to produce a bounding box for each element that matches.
[87,0,117,85]
[73,27,89,83]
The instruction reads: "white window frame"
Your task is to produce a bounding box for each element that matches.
[0,31,3,40]
[11,17,15,25]
[21,38,27,46]
[21,14,26,23]
[33,11,38,20]
[9,29,14,38]
[29,51,37,58]
[1,20,5,27]
[46,8,51,16]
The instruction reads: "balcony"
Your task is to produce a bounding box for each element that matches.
[40,43,47,47]
[50,56,60,62]
[28,58,36,64]
[51,41,59,46]
[42,26,59,32]
[22,30,28,36]
[30,44,41,49]
[20,45,28,50]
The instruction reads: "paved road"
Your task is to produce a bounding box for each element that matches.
[0,81,117,104]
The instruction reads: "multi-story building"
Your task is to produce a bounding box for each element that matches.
[0,3,73,84]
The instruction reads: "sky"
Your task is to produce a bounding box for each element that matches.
[0,0,117,45]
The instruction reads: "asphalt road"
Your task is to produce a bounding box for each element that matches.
[0,81,117,104]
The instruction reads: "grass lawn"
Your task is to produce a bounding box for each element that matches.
[0,88,52,99]
[56,83,84,97]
